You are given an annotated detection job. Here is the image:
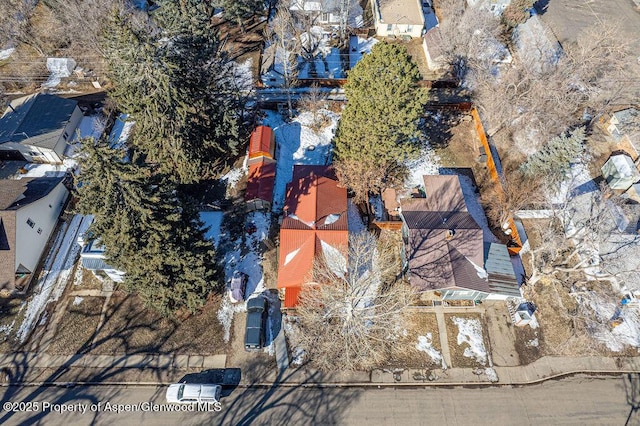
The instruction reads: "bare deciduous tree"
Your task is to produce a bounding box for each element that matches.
[334,159,406,206]
[292,232,414,371]
[265,7,299,119]
[480,170,543,231]
[472,20,634,148]
[524,184,640,289]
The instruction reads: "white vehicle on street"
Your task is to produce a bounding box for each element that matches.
[165,383,222,404]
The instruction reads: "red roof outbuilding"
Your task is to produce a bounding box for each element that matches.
[245,161,276,210]
[248,126,275,164]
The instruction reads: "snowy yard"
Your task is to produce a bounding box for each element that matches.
[573,289,640,353]
[451,316,488,365]
[262,109,339,213]
[216,211,271,342]
[17,214,93,343]
[416,333,446,369]
[349,36,378,69]
[449,315,497,381]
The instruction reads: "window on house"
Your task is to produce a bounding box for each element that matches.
[37,228,42,235]
[27,219,35,228]
[406,25,413,33]
[387,24,393,32]
[321,12,329,22]
[63,131,69,140]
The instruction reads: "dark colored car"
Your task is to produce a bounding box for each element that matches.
[245,296,268,351]
[229,271,248,303]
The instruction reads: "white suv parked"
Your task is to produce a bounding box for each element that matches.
[166,383,222,404]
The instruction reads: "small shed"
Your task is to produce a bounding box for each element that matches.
[248,126,275,165]
[514,302,536,327]
[601,153,640,191]
[245,161,276,211]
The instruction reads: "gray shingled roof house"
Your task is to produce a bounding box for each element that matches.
[0,177,69,293]
[401,175,521,301]
[0,93,83,163]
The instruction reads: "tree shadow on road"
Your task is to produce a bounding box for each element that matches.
[216,359,360,426]
[0,294,192,424]
[623,372,640,426]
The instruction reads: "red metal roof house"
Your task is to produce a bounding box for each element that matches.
[277,166,348,308]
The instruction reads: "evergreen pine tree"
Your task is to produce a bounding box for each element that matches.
[102,7,245,184]
[520,127,586,185]
[76,138,218,315]
[334,42,428,201]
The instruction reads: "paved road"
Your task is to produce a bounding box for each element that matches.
[0,375,638,425]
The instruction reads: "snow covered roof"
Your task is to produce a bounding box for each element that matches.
[602,154,640,190]
[513,14,561,73]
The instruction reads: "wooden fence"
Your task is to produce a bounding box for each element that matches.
[470,108,523,255]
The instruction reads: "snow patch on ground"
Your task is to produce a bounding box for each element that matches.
[199,211,225,249]
[291,347,306,366]
[527,338,539,347]
[406,146,441,188]
[484,367,498,382]
[17,215,93,342]
[73,296,84,306]
[217,296,247,342]
[0,48,15,61]
[452,316,488,365]
[72,264,83,287]
[348,199,366,233]
[416,333,446,368]
[263,109,339,213]
[284,316,305,366]
[222,165,247,196]
[573,290,640,352]
[349,36,378,69]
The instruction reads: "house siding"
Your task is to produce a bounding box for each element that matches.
[442,289,488,301]
[14,181,68,274]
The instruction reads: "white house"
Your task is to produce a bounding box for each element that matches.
[0,177,69,293]
[79,238,125,283]
[0,93,83,164]
[289,0,341,25]
[372,0,425,38]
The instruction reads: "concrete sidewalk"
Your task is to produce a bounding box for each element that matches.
[0,352,638,386]
[0,352,226,371]
[370,355,640,385]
